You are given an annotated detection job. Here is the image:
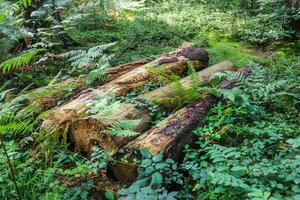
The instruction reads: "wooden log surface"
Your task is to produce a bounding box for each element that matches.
[110,67,251,183]
[41,43,209,131]
[71,61,236,154]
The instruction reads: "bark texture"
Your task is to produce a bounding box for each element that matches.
[71,61,236,154]
[110,67,251,183]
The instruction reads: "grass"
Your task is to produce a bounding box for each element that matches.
[67,3,265,68]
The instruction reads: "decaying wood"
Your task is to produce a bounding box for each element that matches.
[109,67,251,183]
[71,61,236,154]
[41,43,209,131]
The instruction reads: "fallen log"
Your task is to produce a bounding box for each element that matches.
[71,61,236,154]
[41,43,209,131]
[0,59,150,115]
[110,67,251,183]
[31,59,152,110]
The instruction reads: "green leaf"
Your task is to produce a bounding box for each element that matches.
[287,137,300,148]
[155,163,168,170]
[141,159,152,167]
[152,154,163,162]
[104,191,115,200]
[140,149,152,159]
[128,185,140,193]
[231,166,247,172]
[0,49,41,73]
[151,172,163,185]
[166,159,175,164]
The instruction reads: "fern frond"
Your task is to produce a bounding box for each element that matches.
[61,49,86,59]
[68,53,86,63]
[86,68,107,85]
[213,70,246,84]
[0,88,16,101]
[0,24,30,42]
[89,101,121,120]
[110,119,141,130]
[0,49,41,73]
[0,113,33,135]
[108,129,140,137]
[108,119,141,137]
[87,42,116,58]
[62,43,114,83]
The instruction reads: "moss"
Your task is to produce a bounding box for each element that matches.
[145,66,180,86]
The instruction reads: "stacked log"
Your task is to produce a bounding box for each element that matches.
[110,67,251,183]
[71,61,236,154]
[41,43,209,132]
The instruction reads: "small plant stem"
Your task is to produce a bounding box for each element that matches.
[0,138,22,200]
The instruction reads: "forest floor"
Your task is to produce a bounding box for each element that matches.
[0,1,299,200]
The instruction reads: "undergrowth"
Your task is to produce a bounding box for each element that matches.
[0,0,299,199]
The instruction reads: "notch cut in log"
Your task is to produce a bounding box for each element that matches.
[109,67,251,183]
[41,43,209,131]
[71,61,236,154]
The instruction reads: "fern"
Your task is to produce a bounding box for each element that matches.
[85,68,107,85]
[86,91,121,120]
[0,113,33,136]
[0,49,41,73]
[61,43,115,84]
[0,24,31,43]
[87,43,116,58]
[108,119,141,137]
[61,42,116,69]
[212,70,247,84]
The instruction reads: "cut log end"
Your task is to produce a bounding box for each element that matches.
[71,119,117,155]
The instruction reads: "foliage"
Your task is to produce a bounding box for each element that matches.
[108,119,141,137]
[156,63,204,107]
[86,91,142,137]
[0,49,41,73]
[207,33,259,66]
[118,91,167,125]
[181,62,300,199]
[0,142,94,200]
[0,115,32,138]
[0,0,299,199]
[86,91,120,119]
[62,43,115,84]
[145,66,179,86]
[118,150,182,200]
[235,0,299,44]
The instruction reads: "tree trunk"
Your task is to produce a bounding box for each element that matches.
[41,44,209,133]
[70,61,236,154]
[109,67,251,183]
